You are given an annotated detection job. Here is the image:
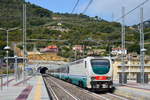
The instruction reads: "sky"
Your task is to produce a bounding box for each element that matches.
[25,0,150,26]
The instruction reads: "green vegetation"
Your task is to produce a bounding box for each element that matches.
[0,0,150,59]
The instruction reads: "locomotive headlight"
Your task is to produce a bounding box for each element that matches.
[107,77,111,80]
[91,76,96,80]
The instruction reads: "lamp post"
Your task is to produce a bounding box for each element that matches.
[4,46,10,87]
[14,55,18,81]
[0,27,21,87]
[0,75,3,90]
[0,66,3,90]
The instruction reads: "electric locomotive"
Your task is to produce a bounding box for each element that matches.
[50,56,113,91]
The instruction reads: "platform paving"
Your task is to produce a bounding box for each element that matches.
[114,80,150,100]
[0,73,50,100]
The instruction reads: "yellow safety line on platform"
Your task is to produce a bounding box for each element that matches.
[34,76,42,100]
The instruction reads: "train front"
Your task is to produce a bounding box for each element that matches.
[88,58,113,91]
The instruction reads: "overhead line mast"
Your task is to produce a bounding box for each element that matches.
[115,0,149,21]
[140,8,146,84]
[23,3,27,84]
[121,7,126,85]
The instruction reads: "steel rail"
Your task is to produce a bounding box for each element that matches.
[49,77,80,100]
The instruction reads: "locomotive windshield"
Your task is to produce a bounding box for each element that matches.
[91,59,110,74]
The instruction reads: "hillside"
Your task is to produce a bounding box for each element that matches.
[0,0,150,59]
[0,0,53,57]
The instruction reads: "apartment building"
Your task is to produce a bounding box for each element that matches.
[113,54,150,81]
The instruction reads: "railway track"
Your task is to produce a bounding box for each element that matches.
[44,76,79,100]
[44,75,133,100]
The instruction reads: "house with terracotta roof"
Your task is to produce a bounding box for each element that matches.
[40,45,58,53]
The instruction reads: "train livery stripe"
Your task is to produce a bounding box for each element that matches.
[53,73,87,78]
[68,74,87,78]
[68,74,87,87]
[53,73,87,87]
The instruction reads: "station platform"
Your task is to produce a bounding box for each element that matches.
[114,80,150,100]
[0,74,50,100]
[1,74,150,100]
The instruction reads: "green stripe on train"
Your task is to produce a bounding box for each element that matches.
[53,74,87,88]
[68,75,87,88]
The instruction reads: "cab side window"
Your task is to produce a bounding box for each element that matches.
[85,61,87,68]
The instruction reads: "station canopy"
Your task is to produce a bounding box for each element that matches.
[4,57,28,63]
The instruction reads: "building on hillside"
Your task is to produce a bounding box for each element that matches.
[40,45,58,53]
[46,26,69,32]
[111,48,127,55]
[87,49,106,56]
[72,45,84,53]
[52,16,61,20]
[113,54,150,81]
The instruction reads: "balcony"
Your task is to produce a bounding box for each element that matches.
[118,64,150,67]
[117,69,150,73]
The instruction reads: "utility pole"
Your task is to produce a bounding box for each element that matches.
[139,7,146,84]
[23,3,27,83]
[121,7,126,85]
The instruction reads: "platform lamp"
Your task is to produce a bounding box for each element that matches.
[14,55,18,81]
[4,45,11,87]
[140,48,147,84]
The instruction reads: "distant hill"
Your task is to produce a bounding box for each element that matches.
[0,0,53,57]
[0,0,150,58]
[131,19,150,53]
[0,0,52,28]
